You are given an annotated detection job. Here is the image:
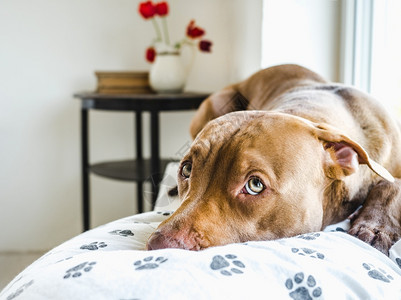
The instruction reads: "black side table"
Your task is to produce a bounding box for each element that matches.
[74,92,208,231]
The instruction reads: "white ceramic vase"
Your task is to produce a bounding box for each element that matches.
[149,52,187,94]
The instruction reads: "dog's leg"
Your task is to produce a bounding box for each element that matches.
[349,179,401,255]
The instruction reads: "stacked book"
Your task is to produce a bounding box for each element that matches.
[95,71,153,94]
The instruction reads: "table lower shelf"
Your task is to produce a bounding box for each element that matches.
[90,159,177,181]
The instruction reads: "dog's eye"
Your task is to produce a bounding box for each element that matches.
[181,162,192,178]
[244,177,264,195]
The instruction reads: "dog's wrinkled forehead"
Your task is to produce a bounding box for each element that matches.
[194,111,315,146]
[188,111,320,164]
[194,111,267,149]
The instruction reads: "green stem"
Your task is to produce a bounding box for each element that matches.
[161,17,170,45]
[151,18,162,42]
[182,38,195,47]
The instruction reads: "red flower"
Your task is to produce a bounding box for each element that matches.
[155,2,168,16]
[139,1,156,19]
[199,40,212,52]
[146,47,156,62]
[138,4,213,63]
[186,20,205,39]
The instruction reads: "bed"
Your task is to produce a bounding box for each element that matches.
[1,163,401,300]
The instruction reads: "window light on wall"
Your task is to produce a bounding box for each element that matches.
[370,0,401,116]
[342,0,401,116]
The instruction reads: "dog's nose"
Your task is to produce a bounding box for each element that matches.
[147,231,197,250]
[147,231,169,250]
[146,231,180,250]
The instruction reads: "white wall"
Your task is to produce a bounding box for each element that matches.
[262,0,341,81]
[0,0,263,252]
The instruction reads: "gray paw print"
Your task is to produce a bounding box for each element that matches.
[298,233,320,240]
[156,211,174,216]
[210,254,245,276]
[363,263,394,283]
[109,229,134,237]
[133,221,150,224]
[330,227,346,233]
[134,256,168,270]
[5,280,34,300]
[64,261,96,279]
[285,272,322,299]
[80,241,107,250]
[291,248,325,259]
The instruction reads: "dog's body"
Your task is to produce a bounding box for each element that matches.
[147,64,401,254]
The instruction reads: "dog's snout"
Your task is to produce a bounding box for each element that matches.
[147,231,172,250]
[147,230,200,251]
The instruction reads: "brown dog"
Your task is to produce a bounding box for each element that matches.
[147,64,401,255]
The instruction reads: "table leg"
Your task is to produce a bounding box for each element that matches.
[81,108,90,231]
[137,181,143,213]
[150,111,161,208]
[135,111,143,160]
[135,111,144,212]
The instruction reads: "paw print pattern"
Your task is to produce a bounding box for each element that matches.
[134,256,168,270]
[330,227,346,233]
[56,256,73,264]
[5,280,34,300]
[80,241,107,250]
[363,263,394,283]
[297,233,321,240]
[109,229,134,237]
[291,248,325,259]
[64,261,96,279]
[396,258,401,269]
[133,221,150,224]
[156,211,174,216]
[285,272,322,299]
[210,254,245,276]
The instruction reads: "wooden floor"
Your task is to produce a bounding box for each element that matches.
[0,251,45,292]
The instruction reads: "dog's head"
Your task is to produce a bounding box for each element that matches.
[147,111,393,250]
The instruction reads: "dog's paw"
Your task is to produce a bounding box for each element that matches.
[350,179,401,255]
[348,219,400,256]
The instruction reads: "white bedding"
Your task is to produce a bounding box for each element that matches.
[1,163,401,300]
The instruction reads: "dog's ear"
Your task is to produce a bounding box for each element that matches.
[313,123,394,182]
[189,86,248,139]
